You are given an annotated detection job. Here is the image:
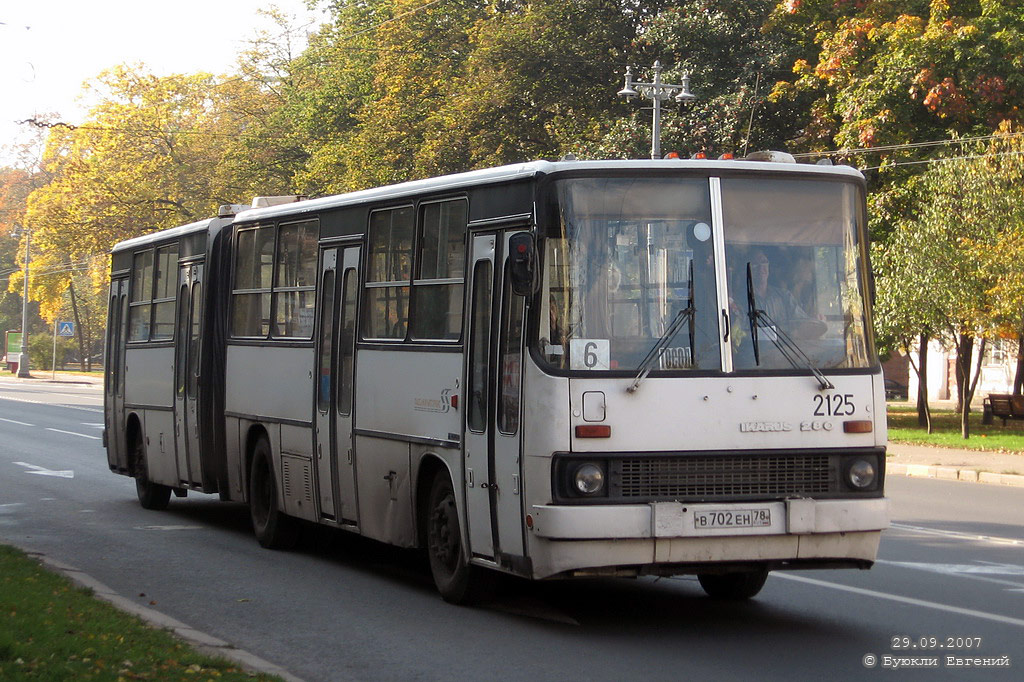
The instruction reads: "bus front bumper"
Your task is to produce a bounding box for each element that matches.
[530,497,889,540]
[525,498,889,579]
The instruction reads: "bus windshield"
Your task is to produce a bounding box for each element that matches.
[537,175,872,374]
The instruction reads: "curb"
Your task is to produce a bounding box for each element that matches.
[1,375,101,386]
[27,552,305,682]
[888,463,1024,487]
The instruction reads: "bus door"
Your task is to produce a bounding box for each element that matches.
[492,231,527,560]
[463,230,528,563]
[465,234,496,558]
[315,245,361,524]
[173,263,204,486]
[105,277,129,472]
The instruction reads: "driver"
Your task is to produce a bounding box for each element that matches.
[749,249,824,339]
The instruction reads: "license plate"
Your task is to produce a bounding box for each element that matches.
[693,508,772,530]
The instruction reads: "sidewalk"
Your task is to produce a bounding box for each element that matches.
[887,442,1024,487]
[1,370,102,386]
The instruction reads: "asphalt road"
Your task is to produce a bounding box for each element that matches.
[1,376,1022,681]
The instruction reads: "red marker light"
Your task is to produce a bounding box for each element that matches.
[575,424,611,438]
[843,420,873,433]
[517,243,527,254]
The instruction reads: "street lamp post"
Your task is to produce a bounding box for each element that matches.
[13,224,31,377]
[617,61,696,159]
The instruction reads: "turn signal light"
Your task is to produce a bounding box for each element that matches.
[575,424,611,438]
[843,420,873,433]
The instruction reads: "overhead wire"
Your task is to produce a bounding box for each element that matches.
[860,148,1024,171]
[793,131,1024,159]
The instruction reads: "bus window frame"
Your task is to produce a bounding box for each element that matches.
[360,196,469,346]
[229,218,320,342]
[127,241,179,344]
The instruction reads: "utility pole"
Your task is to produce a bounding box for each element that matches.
[13,224,31,377]
[617,61,696,159]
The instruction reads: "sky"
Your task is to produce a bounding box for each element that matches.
[0,0,327,166]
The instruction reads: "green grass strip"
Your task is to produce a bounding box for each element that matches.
[888,405,1024,458]
[0,545,280,681]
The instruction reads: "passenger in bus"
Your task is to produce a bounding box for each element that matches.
[749,249,825,340]
[788,252,818,317]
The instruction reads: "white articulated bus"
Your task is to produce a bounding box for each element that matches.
[105,158,889,603]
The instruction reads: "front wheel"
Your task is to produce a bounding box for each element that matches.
[249,437,298,550]
[426,472,492,604]
[132,434,171,511]
[697,568,769,600]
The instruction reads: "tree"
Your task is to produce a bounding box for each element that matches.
[23,65,275,319]
[875,143,1024,438]
[966,124,1024,394]
[299,0,488,192]
[1,126,53,342]
[594,0,821,159]
[771,1,1024,170]
[420,0,637,170]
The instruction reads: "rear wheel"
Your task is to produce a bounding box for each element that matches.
[697,568,769,600]
[426,472,492,604]
[249,436,298,549]
[132,433,171,511]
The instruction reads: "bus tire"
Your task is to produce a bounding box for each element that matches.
[132,433,171,511]
[697,568,769,600]
[426,472,492,604]
[249,437,298,550]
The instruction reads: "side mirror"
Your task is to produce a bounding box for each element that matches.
[508,232,539,296]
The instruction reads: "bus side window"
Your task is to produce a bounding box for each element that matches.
[128,250,154,341]
[338,269,357,415]
[411,199,466,341]
[150,244,178,340]
[364,207,414,340]
[273,220,318,339]
[497,262,524,435]
[317,270,336,412]
[467,260,492,432]
[232,225,275,338]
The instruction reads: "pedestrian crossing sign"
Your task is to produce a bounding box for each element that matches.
[58,321,75,337]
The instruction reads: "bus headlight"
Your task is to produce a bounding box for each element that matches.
[846,459,876,489]
[574,463,605,495]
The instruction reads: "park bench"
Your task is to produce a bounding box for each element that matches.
[982,393,1024,426]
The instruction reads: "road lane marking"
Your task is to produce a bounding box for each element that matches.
[134,525,205,531]
[876,560,1024,576]
[774,572,1024,627]
[82,422,104,427]
[0,417,34,426]
[875,560,1024,591]
[889,522,1024,547]
[46,427,101,440]
[0,503,26,510]
[13,461,75,478]
[0,394,102,413]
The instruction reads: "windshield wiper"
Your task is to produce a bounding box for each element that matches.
[628,262,696,394]
[745,263,834,391]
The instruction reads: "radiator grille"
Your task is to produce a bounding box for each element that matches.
[613,454,833,499]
